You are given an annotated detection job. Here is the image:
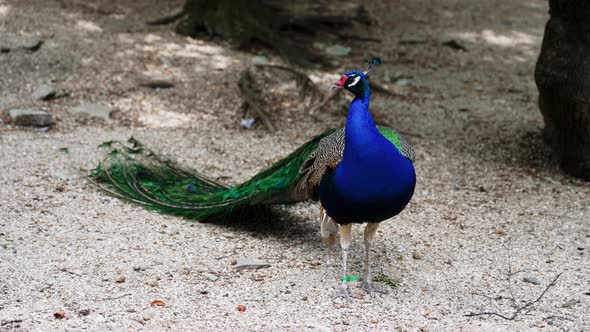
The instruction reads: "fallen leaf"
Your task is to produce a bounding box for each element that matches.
[237,304,246,312]
[53,311,66,319]
[150,300,165,307]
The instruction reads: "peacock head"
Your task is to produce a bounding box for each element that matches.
[333,57,382,97]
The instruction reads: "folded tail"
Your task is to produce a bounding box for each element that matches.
[89,132,334,221]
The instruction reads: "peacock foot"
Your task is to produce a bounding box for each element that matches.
[333,285,361,300]
[360,280,388,298]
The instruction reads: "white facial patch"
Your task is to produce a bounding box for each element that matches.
[347,75,361,88]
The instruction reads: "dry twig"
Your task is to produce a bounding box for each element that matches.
[238,70,276,132]
[466,243,563,320]
[466,273,561,320]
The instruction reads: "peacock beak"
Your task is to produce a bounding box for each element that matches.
[334,75,348,88]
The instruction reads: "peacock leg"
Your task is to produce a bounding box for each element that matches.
[319,206,338,246]
[361,222,387,297]
[334,223,354,299]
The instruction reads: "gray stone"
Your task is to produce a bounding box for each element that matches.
[203,273,219,281]
[233,257,271,271]
[312,42,327,50]
[561,299,580,308]
[523,276,541,285]
[253,55,269,65]
[113,276,126,283]
[412,250,423,260]
[32,84,56,100]
[0,33,43,52]
[325,45,351,57]
[9,109,53,126]
[72,103,112,122]
[395,78,411,87]
[20,36,43,50]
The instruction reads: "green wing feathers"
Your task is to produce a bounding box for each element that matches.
[89,131,335,221]
[378,127,415,161]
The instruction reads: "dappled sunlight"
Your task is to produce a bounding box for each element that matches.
[521,0,546,10]
[139,37,236,71]
[117,33,135,44]
[140,63,189,83]
[481,29,537,47]
[140,109,196,128]
[450,29,540,48]
[113,94,200,129]
[76,20,103,33]
[0,5,10,17]
[112,32,236,80]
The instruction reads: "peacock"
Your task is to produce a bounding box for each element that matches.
[90,58,416,298]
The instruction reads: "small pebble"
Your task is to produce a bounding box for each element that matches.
[253,55,269,64]
[20,35,43,50]
[523,276,541,285]
[0,33,43,52]
[114,276,126,283]
[31,84,56,100]
[395,78,411,87]
[142,312,153,321]
[412,251,423,260]
[203,273,219,282]
[495,229,507,235]
[9,109,53,126]
[139,80,175,89]
[78,309,91,317]
[325,45,351,57]
[233,257,271,270]
[71,102,112,122]
[561,299,580,308]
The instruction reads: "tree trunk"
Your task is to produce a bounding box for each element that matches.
[535,0,590,180]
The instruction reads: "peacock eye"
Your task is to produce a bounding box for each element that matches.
[346,75,361,88]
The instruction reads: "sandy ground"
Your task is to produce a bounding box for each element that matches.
[1,0,589,331]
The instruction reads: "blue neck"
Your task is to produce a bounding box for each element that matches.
[342,87,382,161]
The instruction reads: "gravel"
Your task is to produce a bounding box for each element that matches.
[71,103,112,122]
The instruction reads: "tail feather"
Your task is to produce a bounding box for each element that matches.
[89,131,334,221]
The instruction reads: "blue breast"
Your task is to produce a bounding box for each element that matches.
[318,96,416,224]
